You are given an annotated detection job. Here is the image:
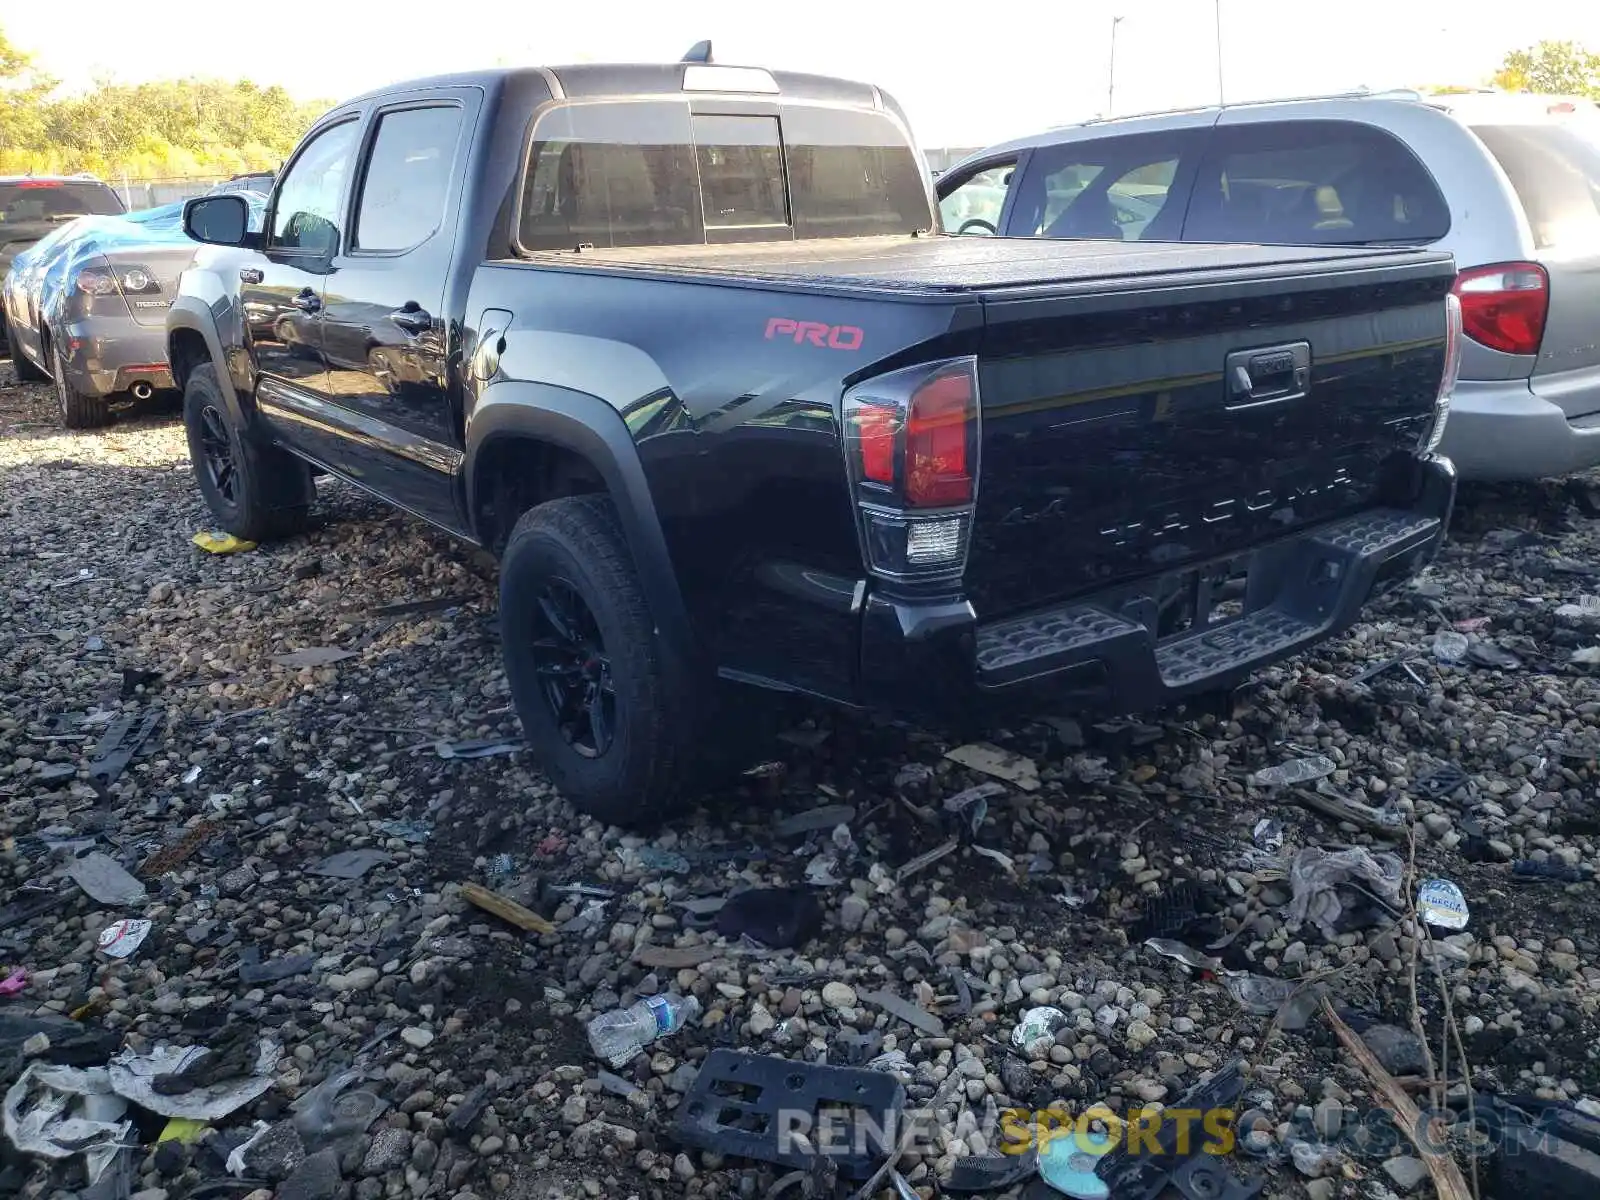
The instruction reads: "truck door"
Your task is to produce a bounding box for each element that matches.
[249,117,360,443]
[315,92,476,531]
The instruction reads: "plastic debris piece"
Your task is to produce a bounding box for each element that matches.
[944,742,1040,790]
[224,1120,271,1176]
[459,882,556,935]
[1453,616,1492,633]
[1038,1126,1111,1198]
[1414,762,1470,799]
[1571,646,1600,665]
[96,918,154,961]
[289,1069,388,1150]
[1011,1006,1068,1051]
[944,781,1006,834]
[857,988,945,1036]
[1290,1140,1343,1177]
[1511,860,1587,884]
[897,836,959,883]
[1252,755,1336,788]
[714,887,821,949]
[2,1061,132,1184]
[971,844,1016,872]
[945,1149,1039,1193]
[157,1117,208,1143]
[1417,877,1470,929]
[805,850,843,887]
[181,765,202,785]
[1285,846,1403,939]
[237,949,315,985]
[374,819,431,843]
[587,994,700,1068]
[192,531,256,555]
[772,805,857,837]
[309,849,392,880]
[1144,938,1223,974]
[107,1040,280,1120]
[619,846,691,875]
[1467,639,1522,669]
[270,646,355,668]
[433,737,521,759]
[1432,630,1469,662]
[0,968,25,996]
[1252,818,1284,852]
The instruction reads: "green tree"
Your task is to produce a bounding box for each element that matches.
[1492,40,1600,97]
[0,23,329,179]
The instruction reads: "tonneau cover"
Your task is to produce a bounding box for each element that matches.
[521,234,1453,294]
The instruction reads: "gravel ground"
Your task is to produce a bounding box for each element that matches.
[3,364,1599,1200]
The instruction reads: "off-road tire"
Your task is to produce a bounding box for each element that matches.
[183,364,312,542]
[52,340,110,429]
[4,313,47,383]
[500,494,697,826]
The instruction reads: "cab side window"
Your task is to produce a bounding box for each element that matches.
[938,163,1016,236]
[271,120,360,255]
[1010,131,1204,242]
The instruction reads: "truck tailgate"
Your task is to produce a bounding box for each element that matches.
[964,249,1455,620]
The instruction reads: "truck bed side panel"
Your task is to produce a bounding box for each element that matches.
[466,262,974,701]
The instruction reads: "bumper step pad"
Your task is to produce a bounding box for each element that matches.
[973,508,1441,697]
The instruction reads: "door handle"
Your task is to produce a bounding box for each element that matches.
[290,289,321,313]
[389,304,432,334]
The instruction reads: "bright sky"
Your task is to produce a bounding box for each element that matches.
[8,1,1600,148]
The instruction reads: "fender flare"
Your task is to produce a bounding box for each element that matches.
[166,296,247,428]
[466,379,697,668]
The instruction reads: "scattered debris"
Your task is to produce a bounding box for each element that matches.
[2,1062,131,1185]
[269,647,356,668]
[1285,846,1403,938]
[587,994,700,1068]
[309,848,393,880]
[1432,629,1470,663]
[192,531,256,554]
[1012,1006,1068,1051]
[857,988,945,1036]
[458,882,556,935]
[945,742,1040,791]
[86,708,164,790]
[66,853,147,906]
[1417,877,1471,929]
[433,737,521,759]
[897,836,959,884]
[714,888,821,949]
[1252,754,1337,788]
[95,919,152,960]
[674,1050,903,1178]
[772,805,857,837]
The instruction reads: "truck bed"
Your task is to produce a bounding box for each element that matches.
[516,234,1452,296]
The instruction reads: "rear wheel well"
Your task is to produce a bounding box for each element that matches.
[168,329,211,392]
[473,436,608,555]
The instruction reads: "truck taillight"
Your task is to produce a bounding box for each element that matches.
[1452,262,1548,357]
[843,357,980,582]
[1421,292,1462,455]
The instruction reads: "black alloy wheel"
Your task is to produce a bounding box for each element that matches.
[197,403,240,505]
[530,577,616,758]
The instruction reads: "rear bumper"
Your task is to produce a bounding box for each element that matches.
[860,455,1455,721]
[60,318,173,398]
[1438,377,1600,481]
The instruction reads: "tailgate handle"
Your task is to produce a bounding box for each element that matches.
[1224,341,1311,410]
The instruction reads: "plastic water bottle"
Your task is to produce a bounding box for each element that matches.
[586,993,701,1067]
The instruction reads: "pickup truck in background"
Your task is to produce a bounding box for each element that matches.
[169,46,1462,825]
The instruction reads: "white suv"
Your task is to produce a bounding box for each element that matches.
[937,91,1600,481]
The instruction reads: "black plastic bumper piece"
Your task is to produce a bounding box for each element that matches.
[860,456,1454,721]
[673,1049,904,1179]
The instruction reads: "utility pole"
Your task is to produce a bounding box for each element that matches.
[1108,15,1125,116]
[1214,0,1225,104]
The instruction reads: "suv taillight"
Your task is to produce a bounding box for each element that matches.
[1452,262,1548,357]
[1421,292,1462,454]
[843,357,980,581]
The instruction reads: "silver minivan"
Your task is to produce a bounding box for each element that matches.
[936,91,1600,481]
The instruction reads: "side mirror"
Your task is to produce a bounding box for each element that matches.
[184,194,252,246]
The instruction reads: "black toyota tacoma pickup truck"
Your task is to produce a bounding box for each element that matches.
[169,48,1462,825]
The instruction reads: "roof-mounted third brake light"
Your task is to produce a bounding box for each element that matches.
[680,40,778,94]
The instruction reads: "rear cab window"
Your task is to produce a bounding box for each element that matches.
[516,100,932,252]
[1470,121,1600,249]
[1185,120,1450,245]
[0,180,124,224]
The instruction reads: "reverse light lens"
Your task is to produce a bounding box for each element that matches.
[121,268,152,293]
[74,267,117,296]
[1453,262,1548,357]
[906,518,965,564]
